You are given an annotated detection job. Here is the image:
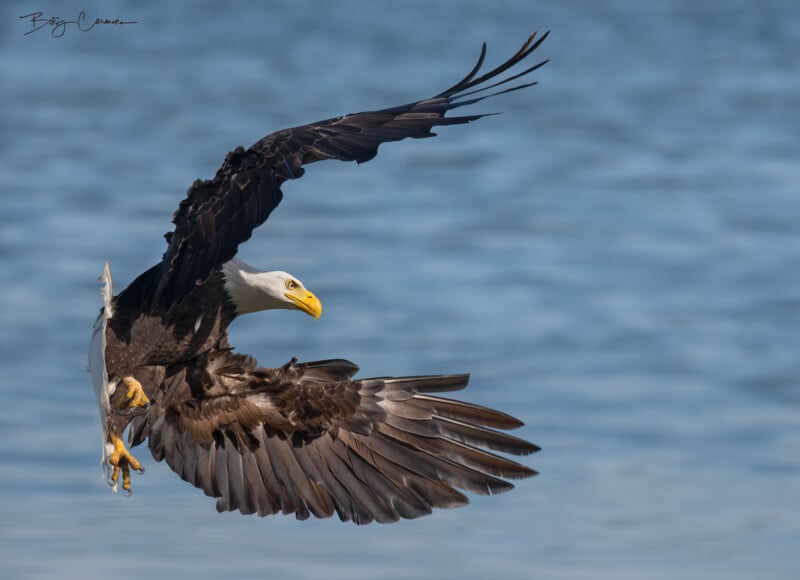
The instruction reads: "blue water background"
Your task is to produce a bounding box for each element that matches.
[1,1,798,578]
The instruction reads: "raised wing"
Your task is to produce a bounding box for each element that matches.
[128,355,538,524]
[155,32,549,310]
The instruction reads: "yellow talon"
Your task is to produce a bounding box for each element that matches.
[108,433,144,494]
[120,376,150,411]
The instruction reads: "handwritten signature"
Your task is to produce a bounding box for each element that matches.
[20,11,137,37]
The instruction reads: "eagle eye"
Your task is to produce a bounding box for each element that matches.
[286,280,297,291]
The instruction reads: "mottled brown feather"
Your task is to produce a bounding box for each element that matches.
[127,354,539,523]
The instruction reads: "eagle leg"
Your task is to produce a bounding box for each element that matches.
[107,433,144,495]
[119,376,150,414]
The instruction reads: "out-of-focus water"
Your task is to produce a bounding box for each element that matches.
[1,1,798,579]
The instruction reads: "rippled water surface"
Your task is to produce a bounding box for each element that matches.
[1,1,799,579]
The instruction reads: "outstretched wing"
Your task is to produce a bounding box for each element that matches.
[154,32,549,310]
[128,355,539,524]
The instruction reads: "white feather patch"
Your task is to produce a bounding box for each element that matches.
[88,261,117,492]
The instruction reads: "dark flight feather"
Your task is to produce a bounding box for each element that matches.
[127,355,539,524]
[153,32,550,310]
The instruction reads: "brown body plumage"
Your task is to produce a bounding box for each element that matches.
[92,32,549,524]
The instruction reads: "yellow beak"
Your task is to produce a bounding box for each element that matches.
[285,290,322,319]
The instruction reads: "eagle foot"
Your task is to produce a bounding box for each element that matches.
[119,376,150,414]
[108,433,144,495]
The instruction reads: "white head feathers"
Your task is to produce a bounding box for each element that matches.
[221,258,321,318]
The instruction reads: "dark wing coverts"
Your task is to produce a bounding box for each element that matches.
[155,32,549,309]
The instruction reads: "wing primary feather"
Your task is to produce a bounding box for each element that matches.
[450,61,548,102]
[349,426,511,496]
[383,416,537,479]
[285,445,338,518]
[309,435,379,524]
[325,431,438,520]
[436,41,488,97]
[325,436,399,523]
[435,415,541,455]
[439,31,550,98]
[408,394,528,429]
[153,32,548,309]
[336,430,464,516]
[300,436,366,523]
[265,437,334,519]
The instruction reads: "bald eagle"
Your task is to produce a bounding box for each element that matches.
[89,32,548,524]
